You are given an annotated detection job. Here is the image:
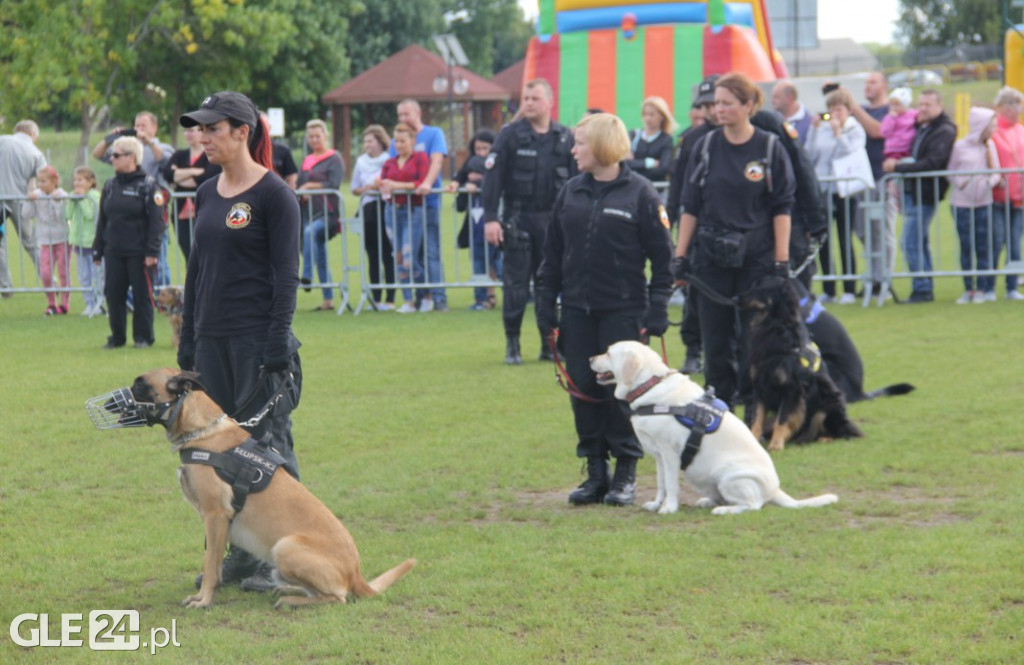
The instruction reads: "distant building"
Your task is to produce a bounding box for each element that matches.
[780,38,880,77]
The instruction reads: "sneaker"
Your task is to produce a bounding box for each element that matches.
[984,291,997,302]
[971,291,988,304]
[418,298,435,313]
[376,302,395,312]
[397,302,417,314]
[44,306,58,316]
[819,294,835,304]
[58,305,68,315]
[837,293,857,305]
[955,291,974,305]
[434,301,449,312]
[1007,290,1024,301]
[468,302,487,311]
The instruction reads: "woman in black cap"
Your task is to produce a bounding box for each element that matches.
[176,91,302,592]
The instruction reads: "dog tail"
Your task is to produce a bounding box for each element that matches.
[353,558,417,598]
[862,382,915,400]
[770,491,839,509]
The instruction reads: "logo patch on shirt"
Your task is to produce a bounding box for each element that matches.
[658,205,670,229]
[744,161,765,182]
[603,208,633,220]
[153,189,166,207]
[226,202,252,229]
[485,152,497,170]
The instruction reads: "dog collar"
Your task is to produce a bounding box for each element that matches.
[171,413,228,447]
[625,372,676,404]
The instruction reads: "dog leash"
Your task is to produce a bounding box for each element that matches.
[232,369,296,428]
[549,331,668,403]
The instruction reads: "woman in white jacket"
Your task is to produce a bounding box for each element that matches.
[806,88,868,304]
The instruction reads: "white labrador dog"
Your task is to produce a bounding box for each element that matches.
[590,341,838,515]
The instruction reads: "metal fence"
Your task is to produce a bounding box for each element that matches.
[4,168,1023,310]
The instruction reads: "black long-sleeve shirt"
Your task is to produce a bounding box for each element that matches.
[93,169,164,260]
[625,130,675,183]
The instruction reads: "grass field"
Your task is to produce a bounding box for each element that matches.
[3,230,1024,664]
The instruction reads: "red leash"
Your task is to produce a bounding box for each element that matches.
[549,330,669,403]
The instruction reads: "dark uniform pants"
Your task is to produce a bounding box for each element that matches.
[680,284,702,352]
[105,254,154,346]
[501,210,550,339]
[693,263,763,410]
[194,332,302,479]
[560,307,644,461]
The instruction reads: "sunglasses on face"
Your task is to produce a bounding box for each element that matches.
[111,152,130,159]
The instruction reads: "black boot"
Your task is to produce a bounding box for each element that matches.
[194,545,258,589]
[603,457,637,506]
[680,351,703,375]
[505,335,522,365]
[568,456,610,505]
[538,339,561,362]
[239,561,277,593]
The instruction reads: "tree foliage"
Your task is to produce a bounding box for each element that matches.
[896,0,1002,50]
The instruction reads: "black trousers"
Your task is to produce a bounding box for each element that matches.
[819,194,858,297]
[194,332,302,479]
[560,307,644,460]
[174,215,193,262]
[501,211,549,339]
[679,284,702,354]
[362,200,395,304]
[693,263,763,409]
[104,254,154,346]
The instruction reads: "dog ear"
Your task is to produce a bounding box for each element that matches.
[618,352,642,387]
[168,371,206,395]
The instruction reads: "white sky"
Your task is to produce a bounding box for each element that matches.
[517,0,900,45]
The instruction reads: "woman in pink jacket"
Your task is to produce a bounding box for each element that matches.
[991,86,1024,301]
[947,107,999,304]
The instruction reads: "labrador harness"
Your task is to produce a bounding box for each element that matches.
[179,438,286,513]
[632,390,728,470]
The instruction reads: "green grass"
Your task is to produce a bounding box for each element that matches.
[3,231,1024,664]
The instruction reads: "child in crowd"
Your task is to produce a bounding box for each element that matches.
[947,107,1000,304]
[22,166,70,315]
[448,129,502,310]
[67,166,104,316]
[880,87,918,161]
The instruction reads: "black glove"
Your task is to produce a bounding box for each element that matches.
[262,337,291,373]
[177,351,194,372]
[262,357,290,373]
[671,255,691,282]
[808,230,828,247]
[770,260,791,279]
[535,289,559,340]
[644,306,669,337]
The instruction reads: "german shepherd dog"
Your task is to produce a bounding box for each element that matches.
[742,278,863,451]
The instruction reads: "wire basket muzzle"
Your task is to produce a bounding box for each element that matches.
[85,387,150,429]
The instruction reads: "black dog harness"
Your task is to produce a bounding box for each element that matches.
[179,438,286,513]
[632,390,728,470]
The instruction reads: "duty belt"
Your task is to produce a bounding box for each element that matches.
[632,390,728,469]
[179,437,286,513]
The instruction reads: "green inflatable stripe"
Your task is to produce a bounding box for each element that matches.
[674,24,704,129]
[559,32,589,125]
[616,30,645,129]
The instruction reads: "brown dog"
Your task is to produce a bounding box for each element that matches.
[129,368,415,609]
[155,288,184,349]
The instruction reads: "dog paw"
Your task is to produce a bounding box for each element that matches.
[642,500,661,512]
[696,498,717,509]
[657,502,679,515]
[182,594,213,608]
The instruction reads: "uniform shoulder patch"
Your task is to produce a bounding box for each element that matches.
[782,121,799,141]
[485,152,497,170]
[658,205,670,229]
[153,189,167,207]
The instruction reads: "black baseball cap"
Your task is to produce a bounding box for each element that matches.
[180,91,258,128]
[695,75,721,105]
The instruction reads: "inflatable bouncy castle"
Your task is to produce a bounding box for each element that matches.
[523,0,787,126]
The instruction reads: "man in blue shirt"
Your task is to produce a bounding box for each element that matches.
[392,99,448,311]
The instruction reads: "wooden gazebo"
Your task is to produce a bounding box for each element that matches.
[322,44,511,174]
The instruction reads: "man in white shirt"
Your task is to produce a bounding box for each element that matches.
[0,119,47,294]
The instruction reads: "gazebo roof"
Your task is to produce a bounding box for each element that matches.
[322,44,510,105]
[491,59,525,98]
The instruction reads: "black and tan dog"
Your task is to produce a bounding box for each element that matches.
[741,278,863,451]
[129,368,415,609]
[155,287,184,349]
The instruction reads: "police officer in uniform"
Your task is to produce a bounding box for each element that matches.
[482,78,576,364]
[674,73,796,411]
[537,113,673,506]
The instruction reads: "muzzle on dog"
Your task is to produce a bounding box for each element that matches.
[85,386,178,430]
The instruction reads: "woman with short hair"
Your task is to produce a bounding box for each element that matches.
[93,135,164,348]
[537,112,674,507]
[806,87,869,303]
[297,118,345,311]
